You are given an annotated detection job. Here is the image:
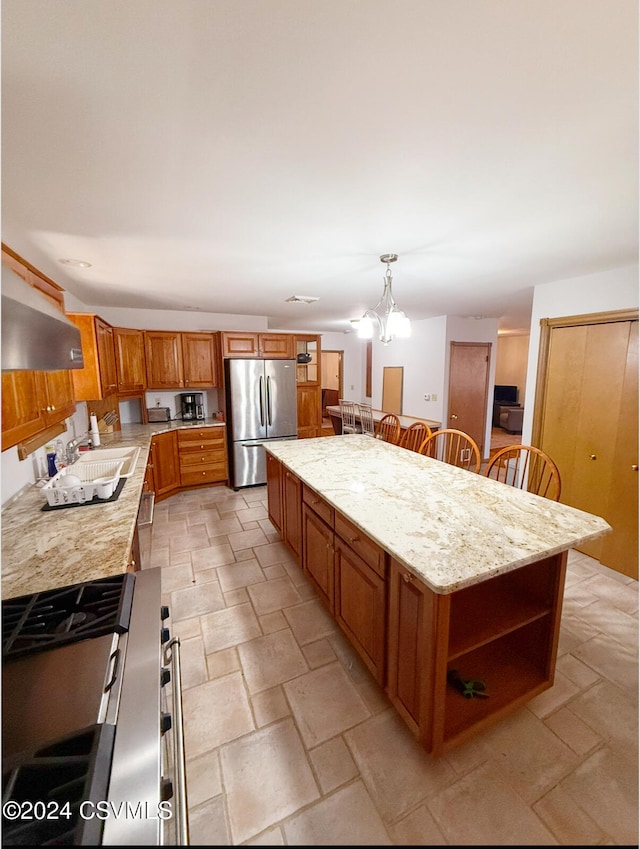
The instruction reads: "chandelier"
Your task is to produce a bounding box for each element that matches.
[358,254,411,345]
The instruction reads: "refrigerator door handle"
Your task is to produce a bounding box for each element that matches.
[266,375,272,427]
[258,375,265,427]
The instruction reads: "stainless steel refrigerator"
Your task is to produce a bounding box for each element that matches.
[225,358,298,488]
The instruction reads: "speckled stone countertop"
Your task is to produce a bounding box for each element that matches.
[1,421,226,600]
[266,434,612,594]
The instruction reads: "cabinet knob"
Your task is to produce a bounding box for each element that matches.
[349,536,359,544]
[202,471,206,476]
[450,413,458,420]
[402,572,413,583]
[632,465,639,472]
[589,454,597,460]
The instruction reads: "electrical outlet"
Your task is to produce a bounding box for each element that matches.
[432,394,438,402]
[155,397,161,407]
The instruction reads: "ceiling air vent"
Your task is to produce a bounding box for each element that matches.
[285,295,319,304]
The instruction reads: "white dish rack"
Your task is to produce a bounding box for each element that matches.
[42,460,125,505]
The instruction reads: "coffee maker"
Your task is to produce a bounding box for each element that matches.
[180,392,205,421]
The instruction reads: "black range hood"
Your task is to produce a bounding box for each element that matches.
[1,266,84,371]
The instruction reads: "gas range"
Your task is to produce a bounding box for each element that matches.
[1,569,188,845]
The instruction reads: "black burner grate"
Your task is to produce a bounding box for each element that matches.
[2,574,134,661]
[2,723,116,845]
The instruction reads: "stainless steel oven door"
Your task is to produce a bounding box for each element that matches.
[2,632,125,761]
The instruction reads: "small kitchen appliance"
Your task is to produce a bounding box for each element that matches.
[180,392,204,421]
[147,406,171,422]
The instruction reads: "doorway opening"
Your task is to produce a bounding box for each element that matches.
[321,350,343,432]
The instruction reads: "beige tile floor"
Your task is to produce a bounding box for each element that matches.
[151,484,638,846]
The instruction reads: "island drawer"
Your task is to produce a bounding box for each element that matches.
[302,484,334,527]
[335,512,386,578]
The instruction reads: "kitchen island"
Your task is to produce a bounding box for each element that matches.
[1,420,226,600]
[265,434,611,755]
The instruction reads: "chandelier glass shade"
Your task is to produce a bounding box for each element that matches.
[358,254,411,345]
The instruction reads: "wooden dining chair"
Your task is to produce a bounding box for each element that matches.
[338,399,359,434]
[417,428,481,473]
[358,403,375,436]
[374,413,401,444]
[483,445,562,501]
[399,421,432,453]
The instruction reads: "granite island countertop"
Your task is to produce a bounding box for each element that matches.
[265,434,612,594]
[1,420,226,600]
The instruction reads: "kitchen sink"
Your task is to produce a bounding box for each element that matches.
[71,446,141,477]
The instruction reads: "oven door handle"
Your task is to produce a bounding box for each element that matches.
[164,636,189,844]
[105,648,121,692]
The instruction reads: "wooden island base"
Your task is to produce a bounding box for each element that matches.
[266,450,568,756]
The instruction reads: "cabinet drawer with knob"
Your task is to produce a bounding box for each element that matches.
[335,512,386,577]
[302,483,334,527]
[180,464,227,487]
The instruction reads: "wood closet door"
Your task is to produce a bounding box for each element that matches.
[538,316,638,578]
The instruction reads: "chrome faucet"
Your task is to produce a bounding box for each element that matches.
[65,434,86,465]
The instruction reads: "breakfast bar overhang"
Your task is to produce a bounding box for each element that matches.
[265,435,611,755]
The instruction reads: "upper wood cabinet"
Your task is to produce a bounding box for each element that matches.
[38,370,76,426]
[219,331,294,359]
[113,327,146,396]
[144,331,219,389]
[182,332,218,387]
[295,335,321,384]
[2,244,65,310]
[67,313,118,400]
[1,370,76,452]
[295,335,322,438]
[2,371,46,450]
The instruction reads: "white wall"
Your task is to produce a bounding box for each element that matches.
[496,334,530,403]
[371,316,448,421]
[522,264,639,444]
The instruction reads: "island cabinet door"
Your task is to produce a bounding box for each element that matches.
[386,558,441,746]
[266,453,283,534]
[302,503,335,613]
[334,536,387,686]
[282,468,302,561]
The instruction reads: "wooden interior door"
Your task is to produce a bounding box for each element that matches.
[447,342,491,453]
[535,313,638,578]
[382,367,403,414]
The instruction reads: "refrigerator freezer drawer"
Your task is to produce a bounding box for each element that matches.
[231,437,296,489]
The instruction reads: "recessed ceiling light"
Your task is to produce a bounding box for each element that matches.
[58,258,92,268]
[285,295,319,304]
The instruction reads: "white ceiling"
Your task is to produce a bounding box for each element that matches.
[2,0,637,336]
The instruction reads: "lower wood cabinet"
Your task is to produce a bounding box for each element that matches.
[177,426,227,488]
[282,467,302,559]
[334,535,387,685]
[299,476,387,684]
[265,450,567,757]
[302,502,334,611]
[266,452,283,534]
[150,431,180,500]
